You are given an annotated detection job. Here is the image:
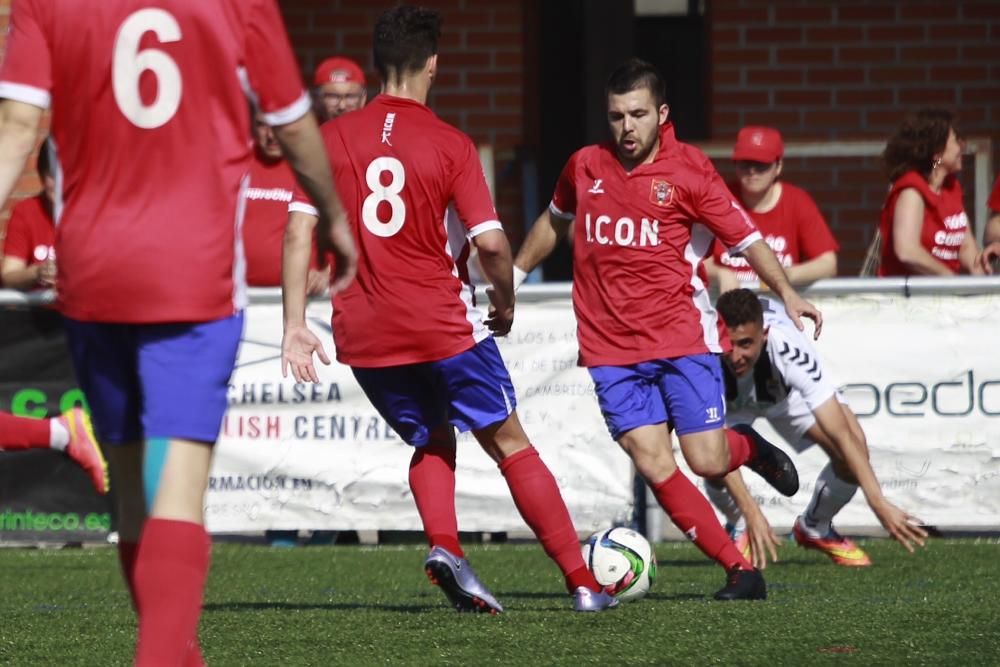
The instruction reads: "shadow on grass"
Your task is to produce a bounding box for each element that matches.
[204,601,441,614]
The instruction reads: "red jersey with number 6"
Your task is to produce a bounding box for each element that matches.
[0,0,310,323]
[551,122,762,367]
[291,95,501,368]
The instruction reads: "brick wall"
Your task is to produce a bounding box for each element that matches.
[709,0,1000,275]
[280,0,528,242]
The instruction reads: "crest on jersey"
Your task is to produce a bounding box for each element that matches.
[650,179,673,206]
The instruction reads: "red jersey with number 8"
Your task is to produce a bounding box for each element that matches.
[0,0,310,323]
[290,95,501,368]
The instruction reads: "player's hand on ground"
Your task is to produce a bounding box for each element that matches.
[743,509,781,569]
[327,223,357,295]
[872,498,928,553]
[783,293,823,340]
[281,325,330,383]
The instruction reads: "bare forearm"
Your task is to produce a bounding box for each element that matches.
[784,252,837,285]
[0,265,40,290]
[282,212,317,328]
[985,214,1000,246]
[476,230,515,311]
[743,240,797,302]
[0,101,43,205]
[513,209,570,274]
[272,114,346,234]
[721,470,763,518]
[895,244,954,276]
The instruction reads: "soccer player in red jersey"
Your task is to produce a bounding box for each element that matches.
[706,126,839,292]
[514,59,822,600]
[0,1,355,663]
[283,5,616,613]
[878,109,994,276]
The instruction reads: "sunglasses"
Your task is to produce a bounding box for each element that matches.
[734,160,777,174]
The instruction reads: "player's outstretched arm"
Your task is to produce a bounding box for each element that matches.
[720,470,781,569]
[512,209,572,288]
[812,398,928,552]
[475,228,516,336]
[743,239,823,339]
[281,210,330,383]
[0,100,43,206]
[272,113,356,294]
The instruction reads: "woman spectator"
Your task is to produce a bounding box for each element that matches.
[878,109,994,276]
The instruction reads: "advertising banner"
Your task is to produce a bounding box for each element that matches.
[207,298,635,533]
[0,305,112,542]
[3,290,998,540]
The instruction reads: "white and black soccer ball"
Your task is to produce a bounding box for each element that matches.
[582,526,656,603]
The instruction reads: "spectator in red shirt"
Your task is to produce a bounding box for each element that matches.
[1,140,56,290]
[313,56,367,122]
[706,126,839,293]
[244,113,329,295]
[985,174,1000,245]
[878,109,995,276]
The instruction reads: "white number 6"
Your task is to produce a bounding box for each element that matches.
[112,8,183,129]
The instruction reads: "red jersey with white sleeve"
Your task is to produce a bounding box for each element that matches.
[711,182,838,282]
[989,174,1000,213]
[550,123,762,367]
[290,95,501,367]
[0,0,311,323]
[2,194,54,268]
[878,171,968,276]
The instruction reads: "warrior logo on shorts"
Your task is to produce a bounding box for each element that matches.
[650,179,673,207]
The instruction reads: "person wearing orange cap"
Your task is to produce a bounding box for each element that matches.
[314,56,368,121]
[706,126,839,292]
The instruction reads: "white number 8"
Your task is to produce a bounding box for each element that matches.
[362,157,406,237]
[112,8,183,129]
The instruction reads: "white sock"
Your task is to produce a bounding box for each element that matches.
[704,480,744,532]
[50,417,70,451]
[801,463,858,537]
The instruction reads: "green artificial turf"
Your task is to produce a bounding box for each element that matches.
[0,538,997,665]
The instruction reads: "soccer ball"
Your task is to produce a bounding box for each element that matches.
[582,527,656,603]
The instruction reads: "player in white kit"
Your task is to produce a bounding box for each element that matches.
[706,289,927,567]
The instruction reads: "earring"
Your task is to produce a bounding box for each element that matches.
[933,158,942,170]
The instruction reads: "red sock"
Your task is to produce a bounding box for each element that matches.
[500,446,601,593]
[409,442,463,558]
[651,470,751,571]
[724,428,755,473]
[118,541,139,607]
[133,519,211,667]
[0,412,51,449]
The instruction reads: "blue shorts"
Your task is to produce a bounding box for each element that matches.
[63,313,244,445]
[588,353,726,440]
[352,338,516,447]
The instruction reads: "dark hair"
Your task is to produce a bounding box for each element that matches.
[36,137,51,180]
[716,288,764,328]
[605,58,667,108]
[882,108,957,183]
[373,5,442,81]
